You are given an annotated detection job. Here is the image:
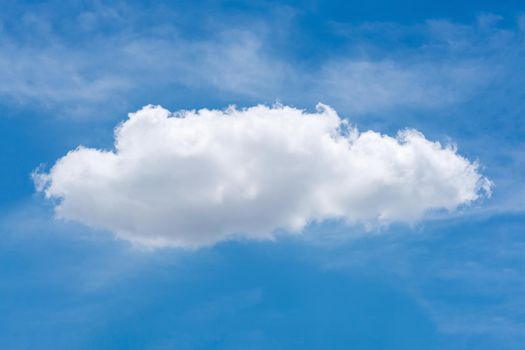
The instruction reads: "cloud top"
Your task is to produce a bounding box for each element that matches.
[35,104,491,248]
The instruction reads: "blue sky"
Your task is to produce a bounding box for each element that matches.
[1,0,525,349]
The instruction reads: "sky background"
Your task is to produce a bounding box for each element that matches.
[1,0,525,349]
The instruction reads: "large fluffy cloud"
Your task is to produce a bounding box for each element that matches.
[35,104,491,248]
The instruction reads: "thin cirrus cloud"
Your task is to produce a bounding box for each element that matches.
[1,7,518,118]
[34,104,492,248]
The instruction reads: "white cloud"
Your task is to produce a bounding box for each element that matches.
[35,104,491,248]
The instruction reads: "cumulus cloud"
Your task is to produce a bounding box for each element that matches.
[35,104,491,248]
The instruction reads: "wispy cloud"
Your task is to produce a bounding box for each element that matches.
[0,4,520,118]
[0,16,287,117]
